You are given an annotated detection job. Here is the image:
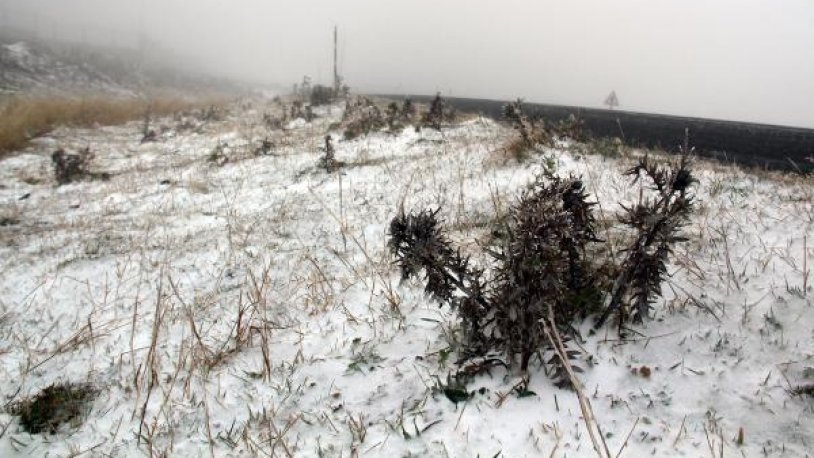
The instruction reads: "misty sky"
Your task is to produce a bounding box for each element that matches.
[2,0,813,127]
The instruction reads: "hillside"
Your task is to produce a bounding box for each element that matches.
[0,38,247,98]
[0,99,811,457]
[0,41,138,96]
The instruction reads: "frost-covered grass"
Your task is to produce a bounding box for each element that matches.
[0,99,812,457]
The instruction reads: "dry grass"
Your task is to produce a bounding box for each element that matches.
[0,92,231,157]
[483,136,539,168]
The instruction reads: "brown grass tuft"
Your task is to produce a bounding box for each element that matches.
[484,137,533,167]
[0,93,231,157]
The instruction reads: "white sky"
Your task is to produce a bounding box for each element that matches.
[2,0,813,127]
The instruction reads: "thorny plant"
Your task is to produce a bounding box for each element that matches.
[595,150,696,331]
[52,147,109,185]
[388,177,599,386]
[208,142,230,166]
[141,104,158,144]
[389,153,696,386]
[253,138,274,156]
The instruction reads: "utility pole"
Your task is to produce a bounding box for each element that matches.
[333,25,340,95]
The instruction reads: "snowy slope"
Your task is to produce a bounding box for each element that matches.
[0,41,137,96]
[0,100,811,457]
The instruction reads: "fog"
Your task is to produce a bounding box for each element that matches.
[2,0,813,127]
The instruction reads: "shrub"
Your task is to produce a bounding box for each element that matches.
[343,105,386,140]
[140,107,158,144]
[389,154,695,385]
[553,114,585,141]
[595,153,696,329]
[386,102,403,133]
[253,138,274,156]
[502,99,550,150]
[342,96,373,122]
[263,111,287,130]
[9,382,97,434]
[389,177,600,384]
[491,100,554,165]
[199,105,226,122]
[52,147,97,185]
[489,176,603,375]
[290,101,305,120]
[444,105,458,123]
[0,205,21,227]
[588,137,624,158]
[310,85,334,106]
[401,98,416,122]
[208,142,229,166]
[140,129,158,144]
[422,93,446,130]
[342,98,357,122]
[791,384,814,397]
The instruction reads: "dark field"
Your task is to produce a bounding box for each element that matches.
[386,95,814,172]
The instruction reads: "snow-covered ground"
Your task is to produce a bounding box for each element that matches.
[0,100,811,457]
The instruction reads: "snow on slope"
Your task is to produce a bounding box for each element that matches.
[0,41,136,96]
[0,100,812,457]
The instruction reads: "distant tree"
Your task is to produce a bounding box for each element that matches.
[401,97,416,122]
[604,91,619,110]
[386,102,401,132]
[422,93,446,130]
[299,75,312,100]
